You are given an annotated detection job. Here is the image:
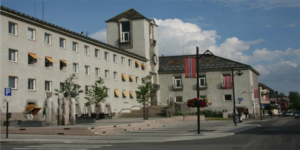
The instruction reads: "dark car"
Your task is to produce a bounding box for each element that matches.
[294,111,300,118]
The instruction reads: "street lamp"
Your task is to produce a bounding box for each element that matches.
[196,47,214,134]
[231,69,243,126]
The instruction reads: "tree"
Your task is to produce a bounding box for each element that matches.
[54,74,83,100]
[279,92,286,98]
[84,77,108,119]
[135,75,156,120]
[289,91,300,110]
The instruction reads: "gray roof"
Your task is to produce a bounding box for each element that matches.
[159,55,260,75]
[106,8,149,22]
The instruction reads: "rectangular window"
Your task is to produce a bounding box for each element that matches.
[129,75,134,82]
[173,77,182,88]
[8,76,18,89]
[45,81,52,92]
[28,28,36,40]
[44,33,52,45]
[114,89,120,98]
[85,65,90,75]
[135,61,139,68]
[128,59,132,67]
[105,70,109,79]
[199,76,206,87]
[59,38,66,49]
[28,53,38,65]
[72,42,78,52]
[73,63,79,73]
[175,96,183,103]
[141,63,146,70]
[8,49,18,62]
[60,59,67,71]
[106,88,110,97]
[9,22,17,35]
[120,22,130,42]
[129,91,134,99]
[60,82,65,92]
[95,49,100,58]
[28,79,36,91]
[105,52,109,61]
[113,72,118,80]
[113,54,117,63]
[136,77,139,83]
[121,57,125,65]
[224,94,232,101]
[84,45,89,55]
[95,68,100,77]
[45,57,54,68]
[85,85,89,94]
[122,90,127,98]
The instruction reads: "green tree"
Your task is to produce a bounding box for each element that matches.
[135,75,156,120]
[54,74,83,100]
[84,77,108,118]
[279,92,286,98]
[289,91,300,110]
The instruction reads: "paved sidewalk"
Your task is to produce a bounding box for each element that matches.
[0,117,267,144]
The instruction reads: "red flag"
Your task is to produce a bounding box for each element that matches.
[185,57,196,78]
[224,75,232,89]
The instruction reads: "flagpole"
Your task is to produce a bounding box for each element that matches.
[196,47,200,134]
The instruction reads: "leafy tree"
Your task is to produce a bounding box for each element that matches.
[84,77,108,118]
[279,92,286,98]
[289,91,300,110]
[136,75,156,120]
[54,74,83,100]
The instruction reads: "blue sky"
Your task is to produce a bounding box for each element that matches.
[1,0,300,95]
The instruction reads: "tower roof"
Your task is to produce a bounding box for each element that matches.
[106,8,149,22]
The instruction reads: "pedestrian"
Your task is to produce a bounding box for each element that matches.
[268,110,273,118]
[244,110,249,119]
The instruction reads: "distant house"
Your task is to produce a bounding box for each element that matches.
[159,54,260,118]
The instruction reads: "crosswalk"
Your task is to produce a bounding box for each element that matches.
[11,144,112,150]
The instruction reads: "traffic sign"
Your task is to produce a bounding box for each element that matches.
[237,98,243,101]
[4,97,11,102]
[5,88,12,96]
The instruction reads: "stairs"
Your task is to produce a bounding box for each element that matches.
[118,106,168,118]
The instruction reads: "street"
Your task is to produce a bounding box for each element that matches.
[1,117,299,150]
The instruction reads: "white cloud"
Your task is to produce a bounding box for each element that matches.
[285,21,300,28]
[264,25,272,28]
[90,29,107,42]
[254,65,270,75]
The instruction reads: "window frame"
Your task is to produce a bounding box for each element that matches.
[173,77,182,88]
[113,71,118,80]
[8,49,18,62]
[8,76,18,89]
[59,38,66,49]
[28,53,37,65]
[105,70,109,79]
[95,68,100,77]
[175,96,183,103]
[113,54,117,63]
[72,42,78,52]
[121,57,125,65]
[44,33,52,45]
[128,59,132,67]
[224,94,232,101]
[28,78,36,91]
[95,49,100,58]
[104,52,109,61]
[84,45,90,55]
[85,65,90,75]
[199,77,206,87]
[106,88,110,98]
[45,81,52,92]
[45,57,53,68]
[73,63,79,73]
[8,22,17,36]
[27,28,36,41]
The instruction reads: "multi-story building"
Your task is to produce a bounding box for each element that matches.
[0,6,159,121]
[159,55,260,117]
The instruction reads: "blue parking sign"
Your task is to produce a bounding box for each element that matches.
[5,88,12,96]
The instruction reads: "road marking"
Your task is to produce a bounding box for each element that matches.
[13,144,112,150]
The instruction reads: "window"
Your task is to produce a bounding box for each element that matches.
[113,54,117,63]
[59,38,66,49]
[28,28,36,40]
[224,95,232,101]
[199,76,206,87]
[85,65,90,75]
[141,63,146,70]
[120,22,130,42]
[106,88,110,97]
[105,70,109,79]
[45,81,52,92]
[28,79,36,91]
[95,49,100,58]
[8,76,18,89]
[121,57,125,65]
[8,49,18,62]
[129,91,134,99]
[60,83,64,92]
[136,77,139,83]
[84,45,89,55]
[28,53,38,65]
[95,68,100,77]
[122,90,127,98]
[113,72,118,80]
[173,76,182,88]
[85,86,89,94]
[128,59,132,67]
[175,96,183,103]
[114,89,120,98]
[8,22,17,35]
[44,33,51,45]
[104,52,109,61]
[45,57,54,68]
[73,63,79,73]
[129,75,134,82]
[121,73,127,81]
[135,61,139,68]
[60,60,67,71]
[72,42,78,52]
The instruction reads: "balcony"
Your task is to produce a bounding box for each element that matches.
[152,84,160,90]
[172,84,183,91]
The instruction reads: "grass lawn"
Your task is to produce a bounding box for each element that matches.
[205,117,232,120]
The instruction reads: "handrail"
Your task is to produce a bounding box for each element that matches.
[118,104,144,114]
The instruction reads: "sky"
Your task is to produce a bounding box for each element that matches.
[1,0,299,95]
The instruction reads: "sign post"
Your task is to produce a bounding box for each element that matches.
[4,88,12,138]
[237,98,243,104]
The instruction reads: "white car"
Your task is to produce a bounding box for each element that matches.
[285,111,294,116]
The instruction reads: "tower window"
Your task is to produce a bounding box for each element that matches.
[121,22,130,43]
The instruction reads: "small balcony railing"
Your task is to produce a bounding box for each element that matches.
[172,84,183,91]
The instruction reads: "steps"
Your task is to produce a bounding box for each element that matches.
[118,106,168,118]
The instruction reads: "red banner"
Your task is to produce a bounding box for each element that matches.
[185,57,196,78]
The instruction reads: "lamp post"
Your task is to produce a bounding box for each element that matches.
[231,68,243,126]
[196,47,214,134]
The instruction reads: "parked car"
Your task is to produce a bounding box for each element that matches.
[285,111,294,116]
[294,111,300,118]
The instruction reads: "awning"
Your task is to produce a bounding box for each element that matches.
[129,91,134,98]
[26,104,42,115]
[60,59,67,64]
[122,90,127,97]
[114,89,120,97]
[135,61,140,66]
[28,53,39,59]
[122,73,127,80]
[129,75,134,81]
[142,63,146,69]
[45,56,55,63]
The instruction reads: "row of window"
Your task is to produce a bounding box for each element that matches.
[8,21,146,69]
[173,95,233,103]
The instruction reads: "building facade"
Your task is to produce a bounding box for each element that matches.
[159,55,260,117]
[0,6,158,121]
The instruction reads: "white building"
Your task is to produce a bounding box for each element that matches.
[0,6,159,121]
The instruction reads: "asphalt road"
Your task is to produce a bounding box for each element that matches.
[1,117,299,150]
